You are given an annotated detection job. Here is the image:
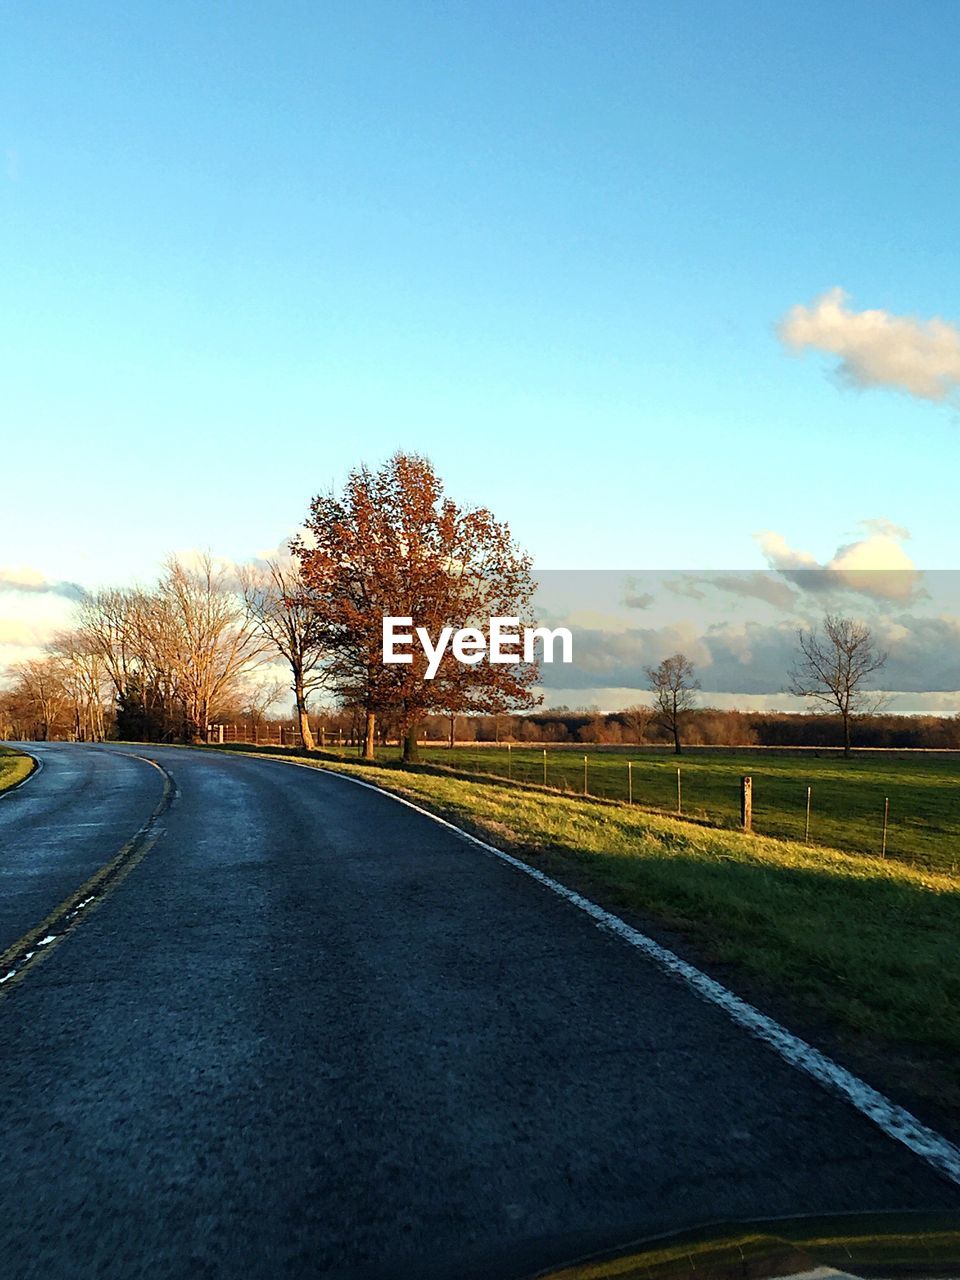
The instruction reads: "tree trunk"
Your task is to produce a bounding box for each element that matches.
[673,723,682,754]
[402,721,420,764]
[449,714,456,750]
[363,710,376,761]
[295,684,316,752]
[843,713,851,758]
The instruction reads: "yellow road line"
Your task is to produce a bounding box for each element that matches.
[0,755,174,1000]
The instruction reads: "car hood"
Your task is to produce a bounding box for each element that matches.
[525,1212,960,1280]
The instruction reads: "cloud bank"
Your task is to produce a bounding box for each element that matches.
[537,612,960,697]
[778,287,960,402]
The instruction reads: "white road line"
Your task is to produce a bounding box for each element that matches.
[287,759,960,1190]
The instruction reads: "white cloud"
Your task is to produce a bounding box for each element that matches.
[778,287,960,401]
[754,532,819,575]
[756,521,920,601]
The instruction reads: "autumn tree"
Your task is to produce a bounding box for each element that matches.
[646,653,699,755]
[241,557,326,750]
[789,613,887,757]
[294,452,540,763]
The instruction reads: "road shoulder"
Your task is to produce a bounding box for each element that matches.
[211,745,960,1147]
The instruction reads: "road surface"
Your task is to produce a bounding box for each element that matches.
[1,742,958,1279]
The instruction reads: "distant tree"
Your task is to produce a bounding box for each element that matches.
[9,658,68,740]
[646,654,699,755]
[789,613,887,757]
[47,629,110,741]
[115,672,182,742]
[622,703,653,745]
[241,558,327,751]
[75,588,139,706]
[238,680,285,730]
[159,555,268,742]
[76,584,186,741]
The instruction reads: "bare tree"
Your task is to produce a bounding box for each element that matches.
[622,703,652,745]
[75,588,138,702]
[646,653,699,755]
[241,679,285,726]
[71,562,269,743]
[48,629,110,741]
[241,557,327,751]
[789,613,887,757]
[75,586,182,739]
[10,658,68,740]
[160,554,268,742]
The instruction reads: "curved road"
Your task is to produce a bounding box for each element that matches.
[0,742,958,1279]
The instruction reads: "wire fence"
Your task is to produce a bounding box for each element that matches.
[436,745,958,872]
[210,728,959,873]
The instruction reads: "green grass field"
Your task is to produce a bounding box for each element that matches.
[231,746,960,1106]
[379,745,960,873]
[0,746,33,793]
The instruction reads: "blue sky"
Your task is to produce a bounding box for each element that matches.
[2,0,959,592]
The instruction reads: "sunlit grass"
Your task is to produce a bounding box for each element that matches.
[0,746,33,793]
[378,745,960,873]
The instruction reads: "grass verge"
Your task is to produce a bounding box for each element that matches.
[0,746,34,794]
[219,744,960,1114]
[383,745,960,874]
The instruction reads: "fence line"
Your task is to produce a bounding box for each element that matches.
[207,728,955,871]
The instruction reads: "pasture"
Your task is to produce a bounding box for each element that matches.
[382,745,960,873]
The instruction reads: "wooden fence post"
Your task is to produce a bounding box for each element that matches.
[740,775,752,832]
[804,786,811,843]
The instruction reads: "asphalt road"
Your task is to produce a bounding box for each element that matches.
[1,742,959,1280]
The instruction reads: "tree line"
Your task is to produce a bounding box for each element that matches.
[0,453,927,759]
[0,454,540,762]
